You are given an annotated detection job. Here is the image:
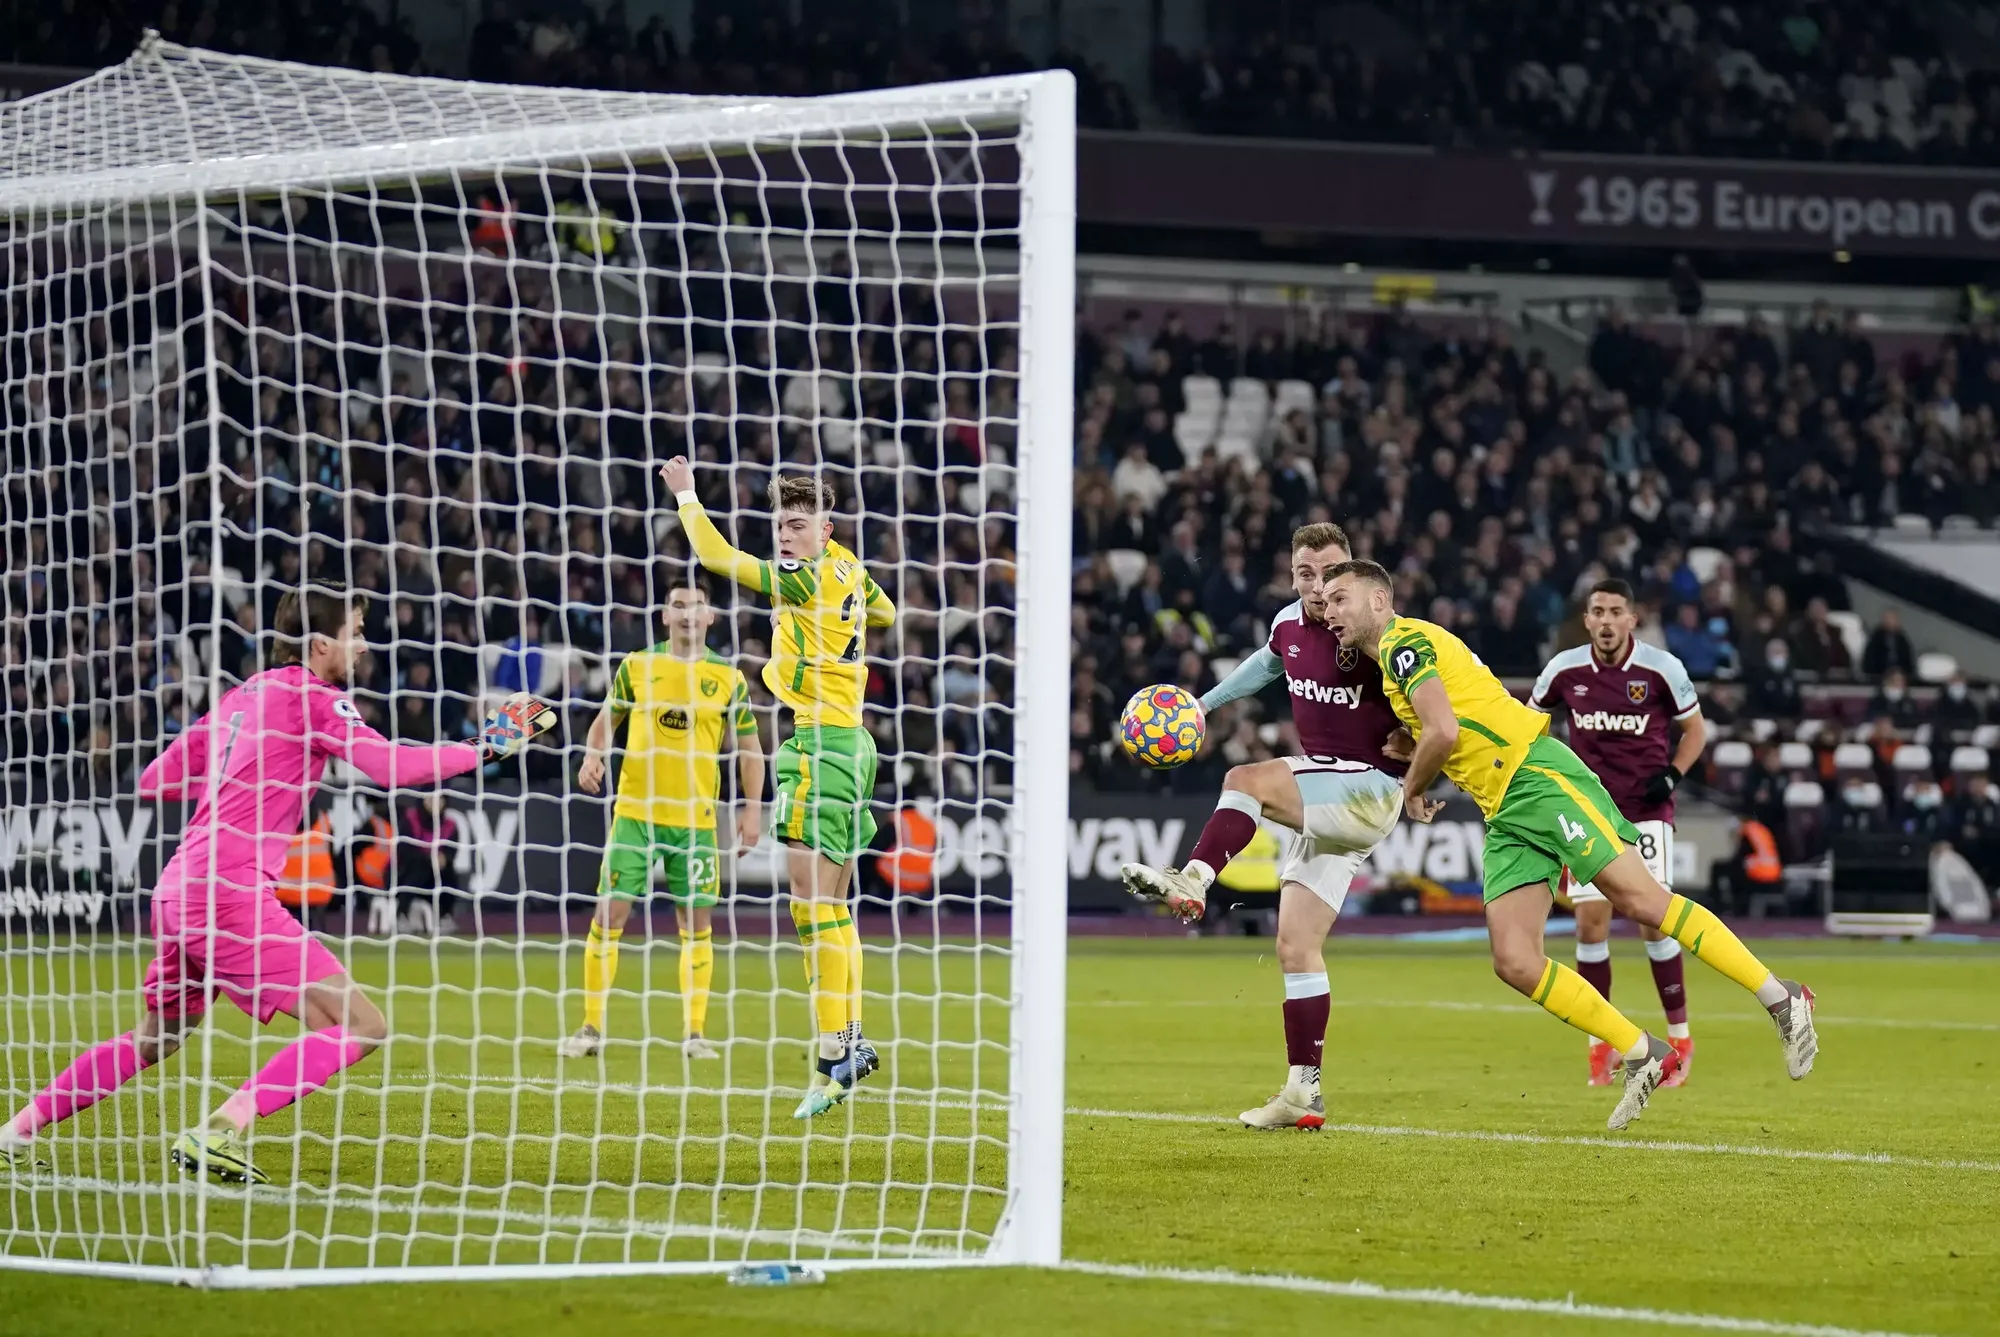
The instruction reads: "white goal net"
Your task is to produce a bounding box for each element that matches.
[0,38,1072,1285]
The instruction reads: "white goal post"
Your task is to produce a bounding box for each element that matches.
[0,37,1072,1285]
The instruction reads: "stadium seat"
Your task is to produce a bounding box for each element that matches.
[1949,745,1990,780]
[1105,548,1149,594]
[1824,611,1866,667]
[1711,739,1753,793]
[691,351,730,390]
[1976,725,2000,750]
[1216,374,1264,404]
[1916,651,1958,684]
[1749,718,1779,743]
[1173,410,1219,457]
[1832,742,1874,778]
[1777,741,1814,774]
[1686,546,1725,584]
[1273,379,1315,420]
[1783,780,1827,860]
[1891,744,1933,778]
[1940,514,1981,532]
[1794,719,1826,743]
[1182,374,1222,411]
[1891,513,1932,534]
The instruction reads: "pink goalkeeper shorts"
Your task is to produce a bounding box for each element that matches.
[142,870,344,1024]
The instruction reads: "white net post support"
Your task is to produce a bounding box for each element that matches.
[0,39,1073,1286]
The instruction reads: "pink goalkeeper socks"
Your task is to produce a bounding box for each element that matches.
[218,1026,370,1132]
[16,1032,145,1137]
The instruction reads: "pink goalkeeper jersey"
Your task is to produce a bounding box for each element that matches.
[138,665,481,895]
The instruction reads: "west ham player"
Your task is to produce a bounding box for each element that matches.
[1120,523,1406,1131]
[0,582,554,1183]
[1529,579,1709,1088]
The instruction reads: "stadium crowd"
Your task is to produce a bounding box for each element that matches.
[6,198,2000,888]
[1160,0,2000,164]
[5,0,1140,132]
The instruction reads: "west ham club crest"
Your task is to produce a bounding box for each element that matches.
[1627,680,1650,704]
[1337,646,1359,671]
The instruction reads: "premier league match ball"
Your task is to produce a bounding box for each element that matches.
[1119,683,1205,769]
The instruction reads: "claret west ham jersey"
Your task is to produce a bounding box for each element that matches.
[1528,640,1700,824]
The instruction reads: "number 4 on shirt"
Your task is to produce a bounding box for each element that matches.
[1557,812,1588,844]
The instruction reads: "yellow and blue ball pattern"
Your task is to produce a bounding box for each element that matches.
[1119,684,1204,769]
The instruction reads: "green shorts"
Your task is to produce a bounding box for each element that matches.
[1482,735,1639,904]
[599,816,721,906]
[772,725,878,863]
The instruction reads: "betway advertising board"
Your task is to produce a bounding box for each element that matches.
[1,780,1698,924]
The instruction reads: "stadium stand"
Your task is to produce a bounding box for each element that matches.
[1157,0,2000,164]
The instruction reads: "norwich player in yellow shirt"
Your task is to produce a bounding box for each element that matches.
[562,583,764,1061]
[1323,560,1818,1130]
[659,458,895,1119]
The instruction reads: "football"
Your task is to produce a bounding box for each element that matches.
[1119,683,1205,768]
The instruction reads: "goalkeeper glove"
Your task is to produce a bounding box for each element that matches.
[479,693,558,761]
[1643,765,1683,803]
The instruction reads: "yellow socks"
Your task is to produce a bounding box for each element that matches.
[1530,959,1644,1054]
[680,928,714,1039]
[790,899,859,1038]
[582,920,623,1032]
[1661,894,1774,994]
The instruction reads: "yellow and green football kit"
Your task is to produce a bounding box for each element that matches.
[677,495,897,1065]
[1374,615,1780,1056]
[599,646,757,906]
[584,645,756,1042]
[677,503,893,863]
[1377,615,1636,902]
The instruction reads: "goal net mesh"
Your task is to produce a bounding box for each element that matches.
[1,39,1070,1282]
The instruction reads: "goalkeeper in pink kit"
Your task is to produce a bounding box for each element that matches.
[0,582,554,1184]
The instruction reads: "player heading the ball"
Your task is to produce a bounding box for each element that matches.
[0,580,555,1183]
[660,458,895,1120]
[1322,559,1816,1131]
[565,581,765,1062]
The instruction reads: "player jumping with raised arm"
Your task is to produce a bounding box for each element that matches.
[1529,578,1709,1088]
[0,581,553,1182]
[564,582,765,1061]
[658,459,895,1120]
[1322,560,1815,1130]
[1119,523,1406,1131]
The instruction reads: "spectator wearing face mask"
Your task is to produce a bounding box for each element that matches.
[1939,673,1982,734]
[1835,777,1889,834]
[1746,638,1803,720]
[1901,778,1950,841]
[1868,667,1923,732]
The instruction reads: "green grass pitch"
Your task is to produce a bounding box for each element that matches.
[3,932,1997,1335]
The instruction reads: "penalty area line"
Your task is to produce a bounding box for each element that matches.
[1058,1260,1935,1337]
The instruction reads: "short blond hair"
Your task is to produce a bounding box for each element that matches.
[768,474,836,514]
[1291,521,1351,554]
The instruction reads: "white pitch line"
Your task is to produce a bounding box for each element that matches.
[350,1073,2000,1176]
[1064,1106,2000,1174]
[1076,997,2000,1032]
[1060,1260,1937,1337]
[15,1169,967,1261]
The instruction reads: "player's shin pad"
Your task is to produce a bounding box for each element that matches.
[1530,960,1645,1054]
[1661,894,1771,993]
